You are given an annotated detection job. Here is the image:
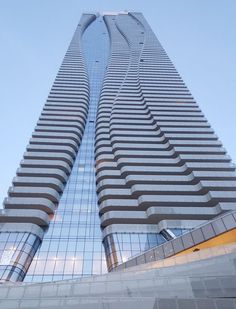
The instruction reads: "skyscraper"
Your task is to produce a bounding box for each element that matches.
[0,11,236,286]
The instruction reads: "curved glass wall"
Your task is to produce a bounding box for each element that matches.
[0,232,41,282]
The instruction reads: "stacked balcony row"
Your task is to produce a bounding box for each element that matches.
[95,12,236,241]
[1,14,96,233]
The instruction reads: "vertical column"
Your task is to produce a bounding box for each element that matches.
[0,14,95,282]
[96,12,236,271]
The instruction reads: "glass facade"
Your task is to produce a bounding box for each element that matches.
[0,232,41,282]
[24,16,109,282]
[103,232,166,271]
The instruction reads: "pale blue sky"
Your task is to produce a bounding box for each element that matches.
[0,0,236,205]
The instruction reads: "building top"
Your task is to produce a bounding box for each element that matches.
[101,11,129,16]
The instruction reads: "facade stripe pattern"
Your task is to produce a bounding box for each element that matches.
[95,12,236,271]
[1,11,236,281]
[0,14,95,281]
